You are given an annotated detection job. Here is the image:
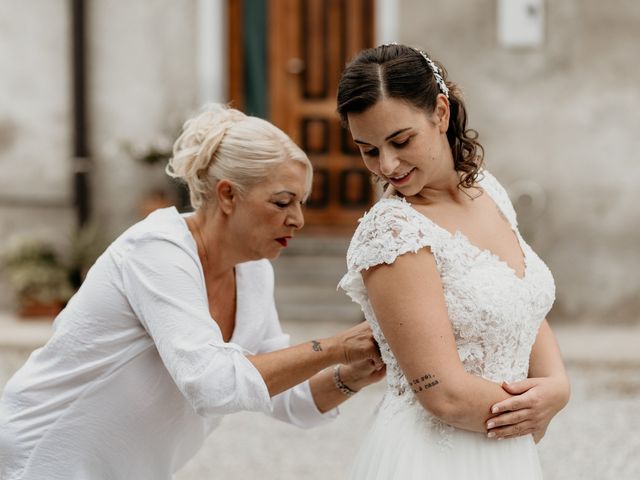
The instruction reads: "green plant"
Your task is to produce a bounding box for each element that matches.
[1,222,108,307]
[66,222,108,289]
[2,238,74,305]
[123,135,174,167]
[122,133,191,213]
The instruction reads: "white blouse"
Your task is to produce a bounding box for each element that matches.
[0,207,337,480]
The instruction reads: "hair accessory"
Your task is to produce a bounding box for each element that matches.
[414,48,449,98]
[333,365,358,397]
[379,42,449,98]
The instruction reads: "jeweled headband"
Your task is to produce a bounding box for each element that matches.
[380,42,450,98]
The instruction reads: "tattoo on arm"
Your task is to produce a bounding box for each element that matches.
[311,340,322,352]
[410,373,440,393]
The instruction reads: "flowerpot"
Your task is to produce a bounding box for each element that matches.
[138,189,174,218]
[18,299,64,319]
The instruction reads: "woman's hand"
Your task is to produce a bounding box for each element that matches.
[339,358,386,391]
[308,325,383,412]
[334,321,383,367]
[381,184,396,198]
[486,376,570,443]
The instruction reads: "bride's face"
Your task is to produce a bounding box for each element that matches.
[347,97,451,197]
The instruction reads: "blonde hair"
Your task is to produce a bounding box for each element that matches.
[166,104,312,209]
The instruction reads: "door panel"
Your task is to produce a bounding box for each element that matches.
[270,0,376,232]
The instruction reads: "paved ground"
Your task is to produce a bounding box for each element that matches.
[1,314,639,479]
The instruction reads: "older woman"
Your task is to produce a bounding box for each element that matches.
[0,105,384,479]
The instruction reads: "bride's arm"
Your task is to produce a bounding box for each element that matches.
[486,320,570,442]
[363,247,510,433]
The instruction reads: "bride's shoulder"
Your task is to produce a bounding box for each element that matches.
[359,195,417,225]
[346,196,435,272]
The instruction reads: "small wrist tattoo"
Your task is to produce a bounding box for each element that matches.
[311,340,322,352]
[410,373,440,394]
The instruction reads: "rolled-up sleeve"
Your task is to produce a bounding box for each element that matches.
[121,235,272,417]
[259,302,339,428]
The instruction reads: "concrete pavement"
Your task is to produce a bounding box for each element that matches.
[1,310,639,366]
[1,313,639,480]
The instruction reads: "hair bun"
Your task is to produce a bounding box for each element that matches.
[166,104,246,183]
[164,103,311,210]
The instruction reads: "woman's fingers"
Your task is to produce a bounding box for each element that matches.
[382,185,396,198]
[488,422,535,440]
[486,408,533,429]
[501,378,537,395]
[340,360,386,390]
[532,428,547,444]
[352,359,386,377]
[488,377,563,442]
[340,321,382,365]
[491,396,527,415]
[491,383,539,414]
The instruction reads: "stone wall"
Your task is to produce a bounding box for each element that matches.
[399,0,640,323]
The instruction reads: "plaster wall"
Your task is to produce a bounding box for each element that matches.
[0,1,75,308]
[399,0,640,322]
[1,1,638,322]
[90,0,198,237]
[0,1,199,309]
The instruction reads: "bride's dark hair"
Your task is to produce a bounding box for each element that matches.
[337,44,484,191]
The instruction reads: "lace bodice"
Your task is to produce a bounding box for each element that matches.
[338,171,555,443]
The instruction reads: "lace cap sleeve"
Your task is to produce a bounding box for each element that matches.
[345,197,441,273]
[480,170,518,228]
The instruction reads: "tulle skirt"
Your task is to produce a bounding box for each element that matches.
[349,402,543,480]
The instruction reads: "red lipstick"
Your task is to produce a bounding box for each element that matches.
[276,237,292,247]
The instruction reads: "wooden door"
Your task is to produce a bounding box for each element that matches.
[269,0,376,233]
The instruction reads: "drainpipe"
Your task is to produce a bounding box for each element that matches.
[71,0,90,226]
[376,0,399,44]
[197,0,227,104]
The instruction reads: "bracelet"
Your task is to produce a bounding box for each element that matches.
[333,365,358,397]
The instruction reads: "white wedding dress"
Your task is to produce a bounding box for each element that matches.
[339,171,555,479]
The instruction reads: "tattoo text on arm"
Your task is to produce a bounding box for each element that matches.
[410,373,440,394]
[311,340,322,352]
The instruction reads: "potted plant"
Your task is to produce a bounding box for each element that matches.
[123,130,191,217]
[66,222,109,290]
[1,237,74,317]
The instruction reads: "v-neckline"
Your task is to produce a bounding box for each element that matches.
[394,180,528,282]
[182,213,242,342]
[227,266,242,343]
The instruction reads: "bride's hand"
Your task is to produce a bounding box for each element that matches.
[381,184,396,199]
[486,377,570,443]
[339,359,386,392]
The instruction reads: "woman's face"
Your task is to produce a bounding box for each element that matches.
[230,160,308,260]
[347,97,450,197]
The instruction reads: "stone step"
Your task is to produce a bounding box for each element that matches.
[281,236,351,256]
[274,284,361,323]
[272,255,348,286]
[275,284,348,303]
[271,237,356,323]
[275,302,363,324]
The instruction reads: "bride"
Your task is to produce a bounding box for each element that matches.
[337,43,570,479]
